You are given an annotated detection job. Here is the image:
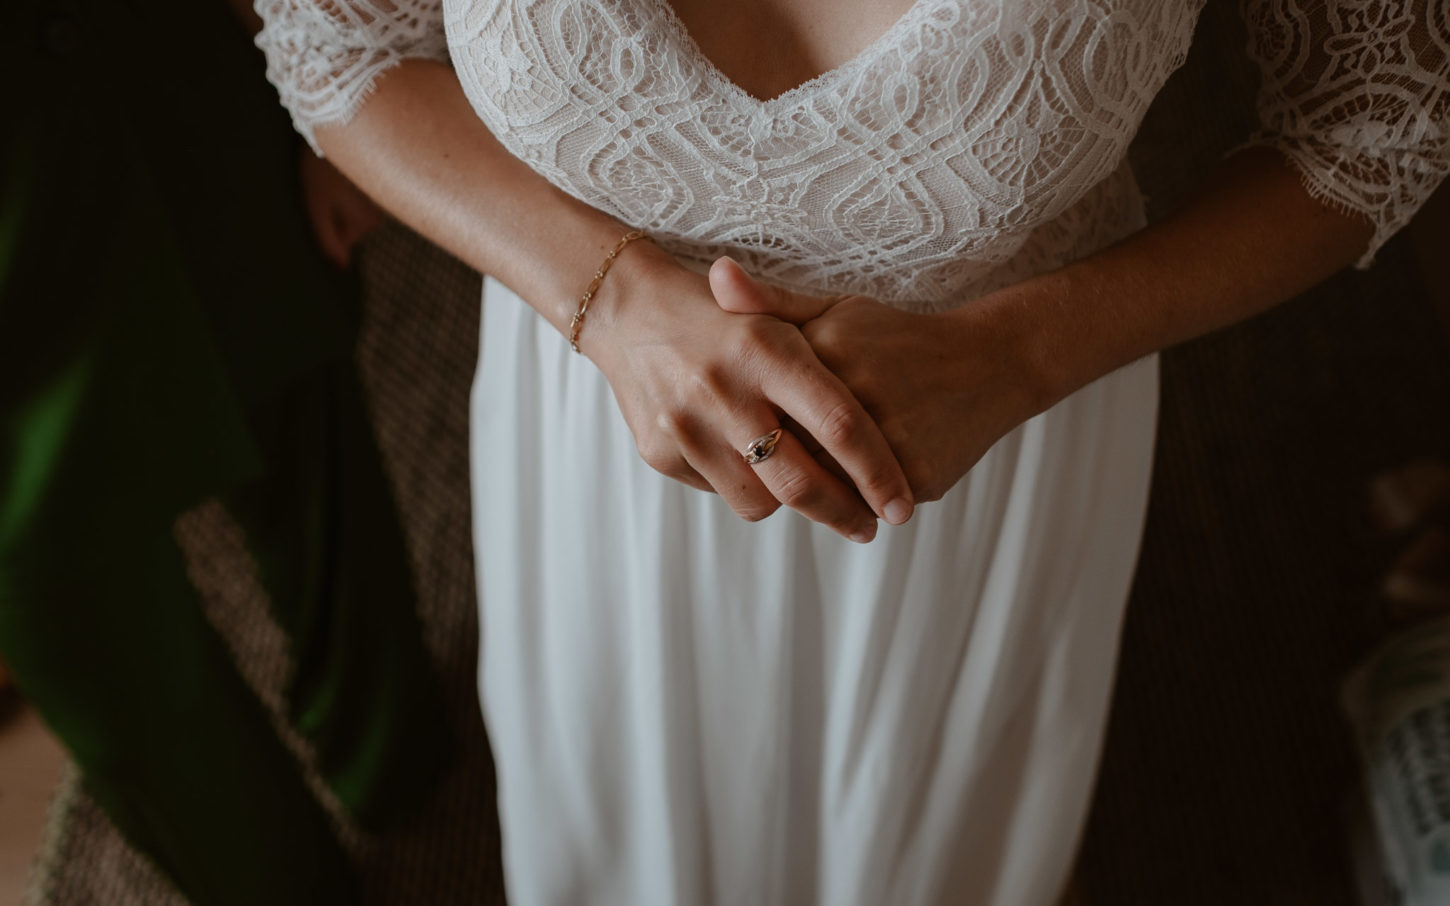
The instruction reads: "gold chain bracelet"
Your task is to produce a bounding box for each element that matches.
[568,229,651,353]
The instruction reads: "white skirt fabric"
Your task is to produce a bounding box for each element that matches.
[470,278,1159,906]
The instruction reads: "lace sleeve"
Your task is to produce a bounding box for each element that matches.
[254,0,449,153]
[1241,0,1450,266]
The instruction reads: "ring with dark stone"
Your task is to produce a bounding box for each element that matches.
[742,428,784,465]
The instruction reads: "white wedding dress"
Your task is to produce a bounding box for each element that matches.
[256,2,1450,903]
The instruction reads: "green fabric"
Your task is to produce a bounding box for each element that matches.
[0,535,363,906]
[0,64,262,583]
[224,364,451,831]
[0,0,450,901]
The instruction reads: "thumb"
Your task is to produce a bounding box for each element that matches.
[709,256,835,325]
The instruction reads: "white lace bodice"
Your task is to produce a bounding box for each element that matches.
[257,0,1450,301]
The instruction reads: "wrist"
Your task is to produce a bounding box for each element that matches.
[509,210,645,336]
[939,281,1068,420]
[563,230,654,352]
[569,233,684,360]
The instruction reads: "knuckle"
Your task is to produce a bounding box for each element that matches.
[739,315,777,344]
[694,362,734,400]
[803,318,840,349]
[815,401,862,449]
[736,317,786,358]
[772,468,819,510]
[653,409,690,441]
[636,438,680,475]
[860,459,906,499]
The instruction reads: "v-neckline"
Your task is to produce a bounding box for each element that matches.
[648,0,939,110]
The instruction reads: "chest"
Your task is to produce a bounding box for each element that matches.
[449,0,1201,159]
[446,0,1205,301]
[662,0,920,102]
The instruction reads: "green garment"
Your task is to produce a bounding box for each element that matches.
[0,0,449,902]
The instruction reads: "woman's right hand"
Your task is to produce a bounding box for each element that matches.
[580,242,915,542]
[301,61,909,540]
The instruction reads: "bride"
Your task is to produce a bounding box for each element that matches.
[257,1,1447,903]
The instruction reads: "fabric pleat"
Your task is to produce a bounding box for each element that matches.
[472,277,1158,906]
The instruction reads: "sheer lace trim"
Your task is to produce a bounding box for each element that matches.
[254,0,451,152]
[1243,0,1450,266]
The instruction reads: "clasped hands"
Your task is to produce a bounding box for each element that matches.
[583,246,1049,543]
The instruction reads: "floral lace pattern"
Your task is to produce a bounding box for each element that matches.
[1244,0,1450,265]
[256,0,451,148]
[257,0,1450,298]
[448,0,1206,306]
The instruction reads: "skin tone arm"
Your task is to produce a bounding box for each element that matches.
[312,60,917,541]
[712,147,1375,502]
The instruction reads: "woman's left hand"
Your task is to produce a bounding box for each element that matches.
[709,257,1050,503]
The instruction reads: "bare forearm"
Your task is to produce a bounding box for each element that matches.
[982,147,1376,412]
[305,59,915,533]
[312,60,633,333]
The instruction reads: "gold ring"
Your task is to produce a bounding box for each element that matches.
[742,428,784,465]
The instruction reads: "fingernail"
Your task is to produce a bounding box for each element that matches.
[884,498,912,525]
[849,524,877,544]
